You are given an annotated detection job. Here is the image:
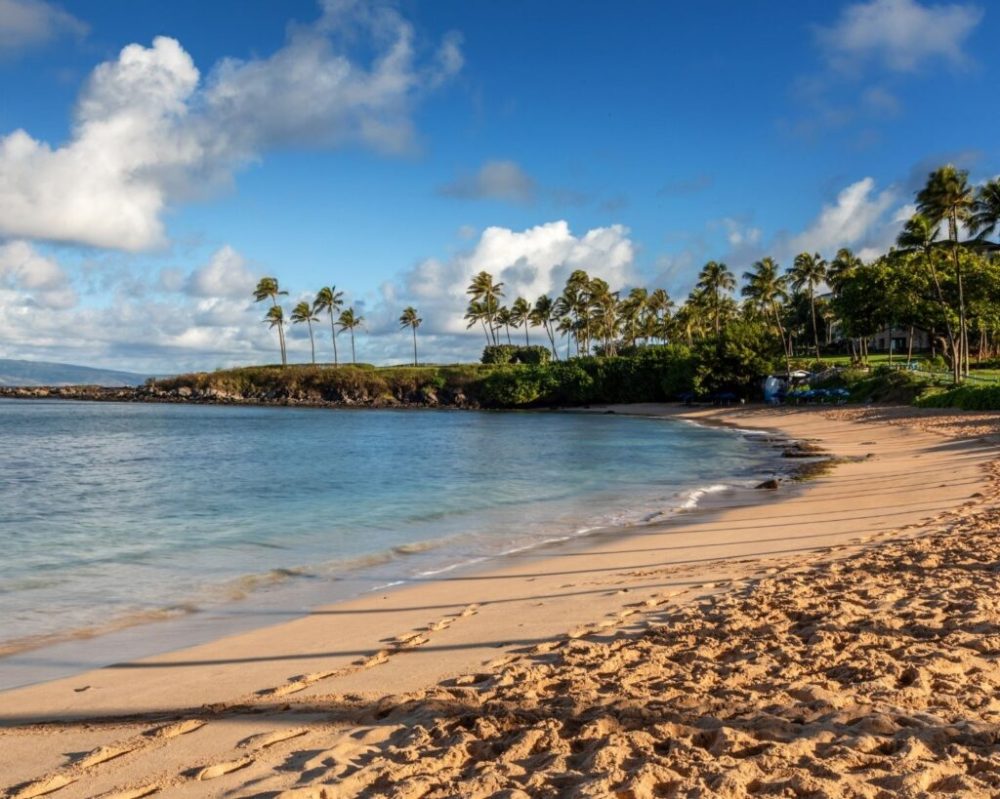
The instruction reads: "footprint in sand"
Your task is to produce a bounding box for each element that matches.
[10,774,75,799]
[75,744,137,769]
[146,719,206,740]
[460,603,480,617]
[195,756,254,781]
[238,728,309,750]
[99,785,159,799]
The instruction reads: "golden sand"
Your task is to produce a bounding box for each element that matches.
[1,405,997,798]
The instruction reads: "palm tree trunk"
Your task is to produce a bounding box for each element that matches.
[271,296,287,366]
[809,291,820,362]
[329,313,339,366]
[887,324,893,366]
[351,329,356,364]
[949,212,968,380]
[308,320,315,364]
[524,324,530,347]
[907,325,914,366]
[412,326,418,366]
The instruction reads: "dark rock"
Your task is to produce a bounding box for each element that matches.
[755,479,780,490]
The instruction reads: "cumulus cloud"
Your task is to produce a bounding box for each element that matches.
[0,2,462,251]
[393,221,637,338]
[438,160,536,204]
[184,245,256,298]
[816,0,983,72]
[784,177,897,257]
[0,240,77,309]
[0,0,87,56]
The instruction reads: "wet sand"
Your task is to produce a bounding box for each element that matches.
[1,405,997,798]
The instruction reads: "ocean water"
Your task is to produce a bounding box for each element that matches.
[0,400,776,660]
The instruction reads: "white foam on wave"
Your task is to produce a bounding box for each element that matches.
[678,483,730,510]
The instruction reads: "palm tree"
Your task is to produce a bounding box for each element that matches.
[398,306,422,366]
[290,301,319,364]
[466,271,504,345]
[253,277,289,366]
[828,249,865,361]
[742,257,790,375]
[313,286,344,366]
[263,304,285,363]
[646,288,674,343]
[530,294,558,358]
[788,252,827,362]
[695,261,736,334]
[619,288,647,347]
[464,300,491,345]
[970,178,1000,243]
[495,306,514,344]
[562,270,593,353]
[337,307,364,364]
[917,165,975,377]
[510,297,532,346]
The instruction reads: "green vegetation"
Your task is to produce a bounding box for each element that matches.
[915,384,1000,411]
[227,166,999,410]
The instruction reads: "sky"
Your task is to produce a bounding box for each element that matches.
[0,0,998,373]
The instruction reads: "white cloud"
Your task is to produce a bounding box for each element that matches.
[785,177,897,257]
[396,221,637,337]
[0,2,462,251]
[817,0,983,72]
[184,245,256,298]
[438,160,536,203]
[0,240,77,309]
[0,0,86,56]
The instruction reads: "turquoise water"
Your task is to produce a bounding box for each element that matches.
[0,400,774,656]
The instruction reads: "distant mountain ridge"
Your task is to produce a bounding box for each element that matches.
[0,359,148,387]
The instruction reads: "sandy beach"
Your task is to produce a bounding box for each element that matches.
[1,404,998,799]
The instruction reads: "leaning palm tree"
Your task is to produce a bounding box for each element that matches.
[253,277,289,366]
[337,307,364,364]
[464,300,491,345]
[399,306,422,366]
[509,297,532,346]
[695,261,736,334]
[466,271,504,345]
[646,288,674,343]
[917,165,975,377]
[291,301,319,364]
[263,304,285,363]
[313,286,344,366]
[495,306,514,344]
[788,252,827,362]
[530,294,558,358]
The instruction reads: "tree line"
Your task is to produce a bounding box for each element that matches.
[250,166,998,385]
[252,280,423,366]
[463,165,1000,385]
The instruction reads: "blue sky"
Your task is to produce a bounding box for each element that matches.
[0,0,997,372]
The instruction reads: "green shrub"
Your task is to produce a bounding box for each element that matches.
[515,345,552,365]
[915,384,1000,410]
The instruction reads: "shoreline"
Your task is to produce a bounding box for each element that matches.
[0,410,793,688]
[1,404,997,797]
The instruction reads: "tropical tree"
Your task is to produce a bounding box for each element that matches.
[695,261,736,334]
[971,178,1000,243]
[618,287,647,347]
[510,297,532,345]
[788,252,827,362]
[253,277,288,366]
[646,288,674,343]
[290,301,319,364]
[828,249,865,361]
[399,306,422,366]
[262,304,285,363]
[337,307,364,364]
[466,271,504,345]
[742,257,790,375]
[916,165,975,377]
[897,214,959,379]
[313,286,344,366]
[465,300,491,345]
[495,306,514,344]
[530,294,558,357]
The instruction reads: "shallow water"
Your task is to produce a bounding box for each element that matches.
[0,400,775,656]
